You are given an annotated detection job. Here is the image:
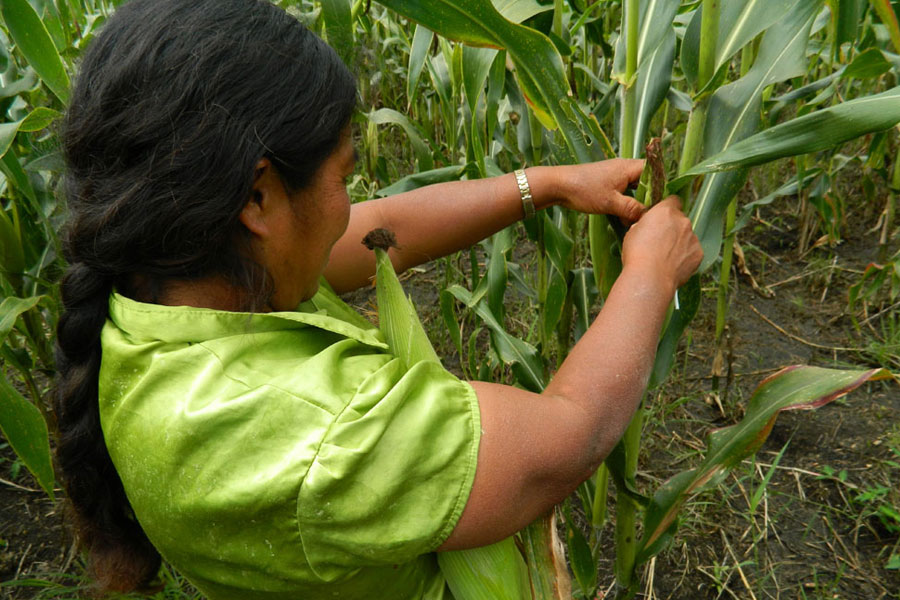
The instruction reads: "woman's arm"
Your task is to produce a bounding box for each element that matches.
[438,197,704,550]
[323,160,646,294]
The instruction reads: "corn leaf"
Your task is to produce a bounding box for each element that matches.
[447,284,545,392]
[686,0,822,272]
[407,24,433,106]
[671,85,900,187]
[0,295,40,343]
[681,0,798,90]
[611,0,680,85]
[0,372,54,498]
[521,513,572,600]
[588,215,621,300]
[320,0,354,67]
[0,0,69,104]
[625,27,674,160]
[570,268,597,343]
[438,538,530,600]
[635,365,894,565]
[367,108,435,171]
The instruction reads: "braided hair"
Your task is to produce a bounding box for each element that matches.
[54,0,356,591]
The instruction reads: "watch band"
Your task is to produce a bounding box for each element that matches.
[514,168,536,220]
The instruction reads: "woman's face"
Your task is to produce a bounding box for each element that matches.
[263,131,356,310]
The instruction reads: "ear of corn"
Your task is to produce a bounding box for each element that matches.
[368,234,532,599]
[373,246,441,368]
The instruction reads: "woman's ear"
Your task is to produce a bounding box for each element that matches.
[240,158,280,236]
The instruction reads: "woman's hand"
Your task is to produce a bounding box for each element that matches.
[530,159,647,224]
[621,195,703,294]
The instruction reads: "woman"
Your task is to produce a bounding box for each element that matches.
[53,0,702,598]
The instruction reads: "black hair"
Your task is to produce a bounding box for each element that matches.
[53,0,356,592]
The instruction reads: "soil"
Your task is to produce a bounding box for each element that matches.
[1,181,898,599]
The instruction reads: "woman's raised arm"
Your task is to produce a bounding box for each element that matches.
[439,197,703,550]
[323,159,646,294]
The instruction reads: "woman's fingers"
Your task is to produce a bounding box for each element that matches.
[613,159,646,190]
[612,192,646,225]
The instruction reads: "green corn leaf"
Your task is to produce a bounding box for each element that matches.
[833,0,865,47]
[484,227,513,321]
[563,503,597,597]
[461,45,498,113]
[437,538,530,600]
[491,0,553,23]
[367,108,435,171]
[842,47,893,80]
[685,0,822,272]
[0,372,54,498]
[541,267,567,346]
[588,215,621,300]
[626,27,674,159]
[439,289,464,366]
[542,211,574,277]
[0,295,41,344]
[649,275,701,388]
[672,85,900,188]
[682,0,797,90]
[320,0,354,67]
[0,106,59,164]
[0,0,70,104]
[570,268,597,343]
[407,25,433,106]
[611,0,680,85]
[635,365,894,565]
[447,284,545,392]
[0,203,24,279]
[376,164,467,197]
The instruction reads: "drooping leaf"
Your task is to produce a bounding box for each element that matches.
[0,373,55,498]
[0,0,70,104]
[672,85,900,186]
[447,284,545,392]
[367,108,435,171]
[376,164,467,196]
[635,366,894,564]
[0,295,41,343]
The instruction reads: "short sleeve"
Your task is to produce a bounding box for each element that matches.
[296,358,480,580]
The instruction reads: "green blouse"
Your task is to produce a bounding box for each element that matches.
[98,285,481,599]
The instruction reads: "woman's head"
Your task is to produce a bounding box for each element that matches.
[55,0,356,592]
[62,0,357,304]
